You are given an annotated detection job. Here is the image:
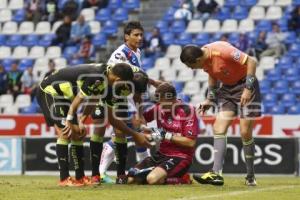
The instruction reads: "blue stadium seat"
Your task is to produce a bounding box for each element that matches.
[156,20,169,34]
[58,0,69,10]
[281,93,296,107]
[163,7,176,22]
[95,8,111,22]
[270,104,285,114]
[108,0,122,9]
[172,1,182,8]
[23,34,39,47]
[285,68,299,82]
[170,20,186,34]
[293,0,300,5]
[113,8,128,22]
[194,33,210,46]
[215,7,231,21]
[247,31,258,43]
[2,59,15,70]
[263,93,277,104]
[232,6,248,20]
[291,80,300,95]
[142,57,154,71]
[176,33,192,46]
[0,35,6,45]
[13,9,25,23]
[173,81,184,93]
[179,94,190,103]
[19,59,34,69]
[279,55,292,65]
[285,32,297,45]
[225,0,240,7]
[273,80,289,94]
[63,46,78,60]
[288,105,300,114]
[92,33,107,47]
[288,44,300,57]
[162,32,174,46]
[211,32,223,42]
[259,80,271,93]
[228,33,239,44]
[39,34,55,47]
[69,58,84,65]
[256,20,272,32]
[266,68,282,81]
[123,0,140,10]
[277,19,288,32]
[241,0,257,6]
[6,35,22,47]
[102,20,118,35]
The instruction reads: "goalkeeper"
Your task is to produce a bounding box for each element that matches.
[127,82,199,185]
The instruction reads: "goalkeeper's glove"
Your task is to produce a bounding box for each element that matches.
[150,128,173,142]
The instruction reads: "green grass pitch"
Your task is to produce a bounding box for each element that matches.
[0,176,299,200]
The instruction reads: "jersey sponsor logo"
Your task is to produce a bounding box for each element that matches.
[232,50,241,61]
[187,130,193,136]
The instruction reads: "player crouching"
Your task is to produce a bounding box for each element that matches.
[128,82,199,185]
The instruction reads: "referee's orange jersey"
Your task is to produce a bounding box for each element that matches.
[202,41,248,85]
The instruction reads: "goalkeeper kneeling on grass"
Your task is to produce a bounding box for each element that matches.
[127,82,199,185]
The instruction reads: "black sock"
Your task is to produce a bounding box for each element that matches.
[115,142,127,176]
[71,142,85,180]
[90,140,103,176]
[56,143,69,181]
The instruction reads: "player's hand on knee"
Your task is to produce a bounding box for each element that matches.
[240,88,251,106]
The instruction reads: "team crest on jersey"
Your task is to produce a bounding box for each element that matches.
[187,130,193,136]
[167,117,172,124]
[232,50,241,61]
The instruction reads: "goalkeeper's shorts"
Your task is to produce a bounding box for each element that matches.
[130,152,191,181]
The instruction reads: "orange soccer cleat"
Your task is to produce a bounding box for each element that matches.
[91,175,101,185]
[58,177,76,187]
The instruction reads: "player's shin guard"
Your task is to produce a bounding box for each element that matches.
[90,134,103,176]
[242,138,255,177]
[56,139,70,181]
[136,147,150,162]
[71,140,85,180]
[212,134,227,174]
[114,137,127,176]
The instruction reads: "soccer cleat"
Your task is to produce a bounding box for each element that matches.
[58,176,76,187]
[71,178,85,187]
[101,173,115,184]
[116,175,128,184]
[193,171,224,186]
[91,175,101,185]
[82,176,93,186]
[245,175,257,186]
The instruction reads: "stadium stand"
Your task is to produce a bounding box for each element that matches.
[0,0,299,115]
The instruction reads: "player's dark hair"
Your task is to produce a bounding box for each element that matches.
[155,82,177,100]
[124,21,144,35]
[180,45,204,64]
[133,70,148,93]
[111,63,134,81]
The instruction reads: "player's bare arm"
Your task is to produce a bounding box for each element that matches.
[107,106,151,148]
[199,75,218,115]
[62,92,85,136]
[241,56,258,106]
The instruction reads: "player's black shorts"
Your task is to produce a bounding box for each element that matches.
[134,152,191,178]
[36,87,78,128]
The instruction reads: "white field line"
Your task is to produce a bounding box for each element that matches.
[172,185,300,200]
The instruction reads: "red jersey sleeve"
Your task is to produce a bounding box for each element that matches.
[143,105,156,122]
[181,109,199,140]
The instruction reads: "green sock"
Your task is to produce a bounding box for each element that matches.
[243,138,255,177]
